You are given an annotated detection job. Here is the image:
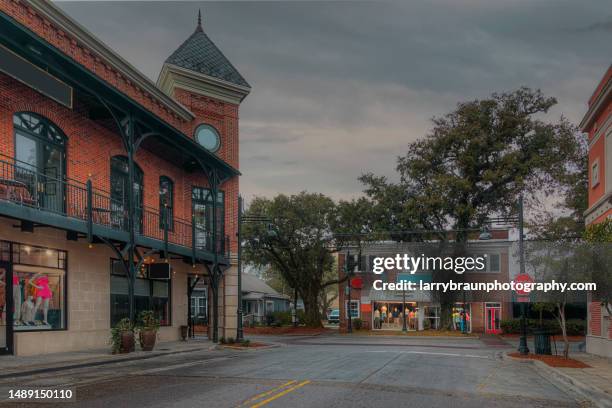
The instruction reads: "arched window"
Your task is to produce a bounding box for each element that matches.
[159,176,174,230]
[13,112,67,212]
[110,156,143,232]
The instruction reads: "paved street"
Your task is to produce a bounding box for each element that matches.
[0,335,587,408]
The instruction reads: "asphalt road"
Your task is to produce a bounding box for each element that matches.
[0,335,586,408]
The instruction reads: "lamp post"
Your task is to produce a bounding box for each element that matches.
[517,194,530,355]
[402,285,407,332]
[345,250,353,334]
[236,195,244,341]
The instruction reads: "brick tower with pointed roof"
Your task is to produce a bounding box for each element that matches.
[157,10,249,338]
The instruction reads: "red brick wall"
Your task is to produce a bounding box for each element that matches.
[0,0,186,130]
[0,0,242,251]
[0,73,241,247]
[172,89,239,252]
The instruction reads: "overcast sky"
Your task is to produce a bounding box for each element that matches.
[57,1,611,203]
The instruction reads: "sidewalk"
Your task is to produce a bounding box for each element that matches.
[507,352,612,408]
[0,337,214,379]
[554,354,612,407]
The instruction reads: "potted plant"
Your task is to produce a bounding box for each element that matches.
[110,318,134,354]
[180,325,189,341]
[137,310,160,351]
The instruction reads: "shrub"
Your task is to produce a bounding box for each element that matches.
[565,319,586,336]
[500,318,585,335]
[242,339,251,347]
[136,310,160,331]
[352,318,363,330]
[219,336,226,344]
[271,311,292,326]
[227,337,235,344]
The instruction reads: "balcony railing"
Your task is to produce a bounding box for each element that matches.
[0,154,229,258]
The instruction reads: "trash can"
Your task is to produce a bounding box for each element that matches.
[533,329,552,355]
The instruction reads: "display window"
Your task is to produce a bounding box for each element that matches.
[11,244,67,331]
[451,303,471,333]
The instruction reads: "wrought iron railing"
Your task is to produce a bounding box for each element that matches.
[0,154,228,257]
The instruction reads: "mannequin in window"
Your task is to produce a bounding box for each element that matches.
[30,273,52,325]
[12,273,21,324]
[21,295,35,325]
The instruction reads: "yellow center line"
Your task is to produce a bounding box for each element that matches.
[249,380,311,408]
[237,380,297,407]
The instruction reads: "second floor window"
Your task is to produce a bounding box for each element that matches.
[159,176,174,230]
[192,187,225,252]
[13,112,66,213]
[110,156,143,232]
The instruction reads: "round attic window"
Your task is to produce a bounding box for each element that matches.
[194,124,221,152]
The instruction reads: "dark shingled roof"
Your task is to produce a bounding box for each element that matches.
[165,13,250,88]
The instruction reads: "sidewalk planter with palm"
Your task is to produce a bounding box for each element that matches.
[111,318,134,354]
[137,311,160,351]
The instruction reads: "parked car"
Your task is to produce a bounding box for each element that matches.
[328,309,340,324]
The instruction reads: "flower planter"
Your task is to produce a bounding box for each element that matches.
[180,325,188,341]
[120,331,135,353]
[140,329,157,351]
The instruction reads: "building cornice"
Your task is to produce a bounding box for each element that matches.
[580,70,612,133]
[584,190,612,224]
[29,0,195,121]
[157,63,251,106]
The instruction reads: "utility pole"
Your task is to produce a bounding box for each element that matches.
[236,195,244,341]
[345,250,353,334]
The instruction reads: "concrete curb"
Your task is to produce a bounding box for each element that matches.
[503,354,612,408]
[0,344,214,380]
[214,343,281,351]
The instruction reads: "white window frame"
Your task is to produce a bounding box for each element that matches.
[487,253,501,273]
[592,158,600,188]
[345,300,360,319]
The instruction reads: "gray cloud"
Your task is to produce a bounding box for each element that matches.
[56,1,612,203]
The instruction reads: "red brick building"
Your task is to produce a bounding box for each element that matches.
[338,230,513,335]
[581,64,612,357]
[0,1,249,355]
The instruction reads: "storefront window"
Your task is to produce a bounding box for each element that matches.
[110,260,170,327]
[345,300,360,318]
[12,244,67,331]
[451,303,471,332]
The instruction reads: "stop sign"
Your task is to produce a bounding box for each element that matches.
[514,273,533,296]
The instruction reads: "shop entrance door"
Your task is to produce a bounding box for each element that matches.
[0,263,12,355]
[485,303,501,334]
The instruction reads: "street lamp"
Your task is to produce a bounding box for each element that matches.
[517,194,530,355]
[345,250,353,333]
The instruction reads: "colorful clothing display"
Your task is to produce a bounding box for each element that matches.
[33,276,52,299]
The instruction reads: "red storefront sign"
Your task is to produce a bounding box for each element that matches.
[514,273,533,302]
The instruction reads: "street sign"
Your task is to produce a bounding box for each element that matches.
[514,273,533,302]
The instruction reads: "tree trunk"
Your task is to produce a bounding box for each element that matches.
[557,302,569,359]
[303,291,323,327]
[439,302,453,330]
